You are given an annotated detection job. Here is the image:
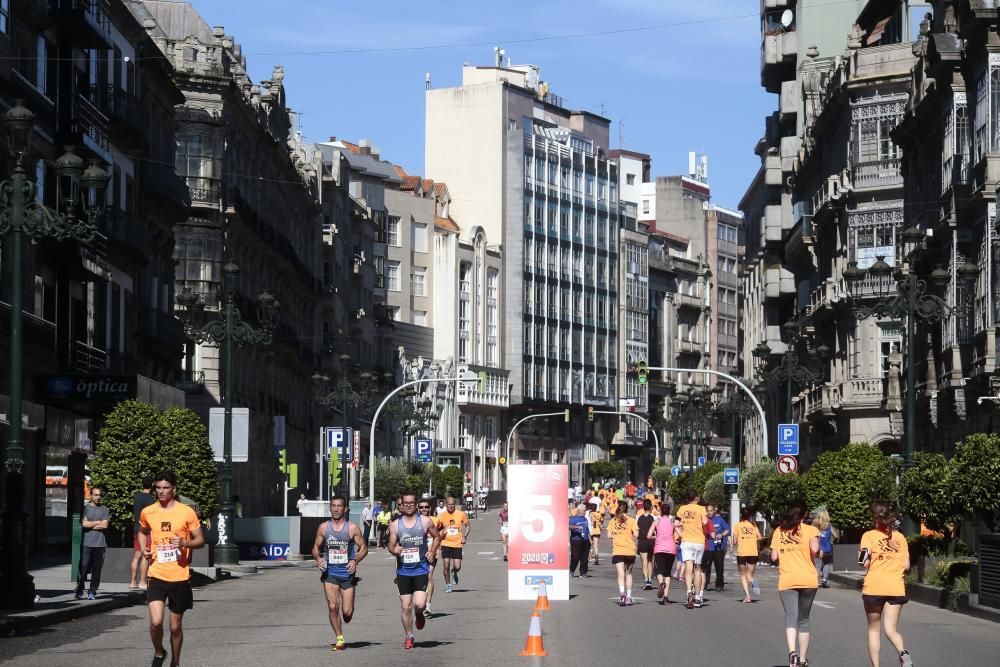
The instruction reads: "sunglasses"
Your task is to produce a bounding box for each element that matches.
[418,506,430,510]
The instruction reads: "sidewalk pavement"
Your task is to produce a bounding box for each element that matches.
[829,570,1000,624]
[0,562,146,636]
[0,561,234,636]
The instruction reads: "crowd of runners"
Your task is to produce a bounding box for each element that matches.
[134,470,914,667]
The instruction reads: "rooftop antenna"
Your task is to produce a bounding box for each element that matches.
[425,72,431,90]
[494,45,505,68]
[618,119,624,150]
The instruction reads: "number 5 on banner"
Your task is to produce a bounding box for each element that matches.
[520,495,554,542]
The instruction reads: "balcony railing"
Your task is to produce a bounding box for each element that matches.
[72,339,108,372]
[852,158,902,189]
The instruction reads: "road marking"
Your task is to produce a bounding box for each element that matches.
[490,557,500,561]
[477,551,495,555]
[814,601,835,609]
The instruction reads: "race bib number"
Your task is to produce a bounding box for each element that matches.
[157,545,179,563]
[328,547,348,565]
[447,526,460,537]
[401,547,420,564]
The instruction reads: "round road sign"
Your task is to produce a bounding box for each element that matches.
[776,455,798,474]
[498,456,507,465]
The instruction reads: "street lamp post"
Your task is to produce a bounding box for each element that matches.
[665,389,716,474]
[752,320,827,423]
[1,101,109,608]
[176,263,279,566]
[312,360,375,498]
[717,379,759,469]
[842,236,977,533]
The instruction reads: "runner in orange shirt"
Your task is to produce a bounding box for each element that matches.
[734,507,762,604]
[434,496,470,593]
[138,471,206,667]
[769,499,820,667]
[607,503,639,606]
[859,501,912,667]
[676,489,709,609]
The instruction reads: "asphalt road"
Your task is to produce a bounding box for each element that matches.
[2,515,999,665]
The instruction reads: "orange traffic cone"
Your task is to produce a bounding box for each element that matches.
[519,610,548,657]
[533,579,552,611]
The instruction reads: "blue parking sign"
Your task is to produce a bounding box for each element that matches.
[724,468,740,485]
[415,437,433,463]
[697,456,706,467]
[778,424,799,456]
[323,427,352,462]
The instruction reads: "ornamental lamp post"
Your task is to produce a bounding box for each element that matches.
[752,321,825,423]
[311,357,374,498]
[1,101,109,608]
[176,263,279,566]
[842,236,978,534]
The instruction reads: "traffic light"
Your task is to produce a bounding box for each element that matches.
[564,408,571,422]
[637,360,648,385]
[498,456,507,466]
[330,448,341,488]
[478,370,488,395]
[587,406,594,422]
[278,448,287,473]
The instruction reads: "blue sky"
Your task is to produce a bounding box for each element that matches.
[190,0,775,208]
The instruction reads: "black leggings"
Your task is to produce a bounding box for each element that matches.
[779,587,817,631]
[654,552,676,578]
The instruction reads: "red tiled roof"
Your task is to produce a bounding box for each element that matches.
[393,164,409,179]
[435,216,460,233]
[422,178,434,191]
[400,175,422,191]
[339,140,361,154]
[433,182,447,196]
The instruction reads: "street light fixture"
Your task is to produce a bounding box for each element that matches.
[312,355,377,497]
[176,263,279,566]
[842,236,977,532]
[717,378,760,469]
[1,101,109,608]
[664,386,716,473]
[752,320,825,423]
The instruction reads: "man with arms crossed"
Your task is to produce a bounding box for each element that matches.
[138,471,206,667]
[388,492,440,649]
[676,489,710,609]
[312,495,368,651]
[435,496,470,593]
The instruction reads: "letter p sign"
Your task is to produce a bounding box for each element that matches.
[777,423,799,456]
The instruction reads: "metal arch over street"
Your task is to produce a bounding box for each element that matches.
[504,412,566,464]
[646,366,769,461]
[368,374,477,510]
[593,410,660,465]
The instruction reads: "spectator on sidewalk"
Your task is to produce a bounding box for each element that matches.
[76,486,110,600]
[361,500,374,545]
[130,478,155,590]
[705,504,731,591]
[569,504,591,577]
[296,493,307,515]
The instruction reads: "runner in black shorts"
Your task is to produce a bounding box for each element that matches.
[388,492,440,649]
[417,500,438,616]
[137,471,206,667]
[636,499,656,590]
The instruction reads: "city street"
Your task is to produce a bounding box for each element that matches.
[3,516,998,665]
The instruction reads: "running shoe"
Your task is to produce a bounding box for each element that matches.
[693,594,703,608]
[415,609,426,630]
[618,594,626,607]
[87,591,96,600]
[150,655,167,667]
[743,596,752,603]
[642,580,654,590]
[899,650,913,667]
[752,579,760,598]
[820,580,829,588]
[74,592,84,600]
[503,555,508,562]
[424,602,432,617]
[788,651,800,666]
[657,582,666,599]
[333,635,346,651]
[625,596,636,606]
[685,591,694,609]
[403,637,414,650]
[658,597,665,606]
[801,660,810,667]
[445,584,452,593]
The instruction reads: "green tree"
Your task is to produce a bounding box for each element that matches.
[90,400,166,535]
[953,433,1000,531]
[668,471,692,503]
[702,471,727,508]
[362,457,408,502]
[738,461,776,508]
[158,406,219,521]
[588,461,624,483]
[755,473,804,524]
[900,451,965,548]
[433,465,466,498]
[651,466,672,486]
[803,442,896,532]
[692,461,724,494]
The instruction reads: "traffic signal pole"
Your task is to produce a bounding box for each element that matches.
[504,412,568,465]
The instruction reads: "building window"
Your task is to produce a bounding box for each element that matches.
[411,266,426,296]
[386,216,401,246]
[642,199,650,215]
[36,36,48,95]
[411,222,427,252]
[386,305,401,321]
[975,54,1000,163]
[413,310,427,326]
[385,261,401,291]
[940,92,969,189]
[372,255,385,289]
[851,96,905,187]
[0,0,8,34]
[176,133,222,201]
[626,173,636,186]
